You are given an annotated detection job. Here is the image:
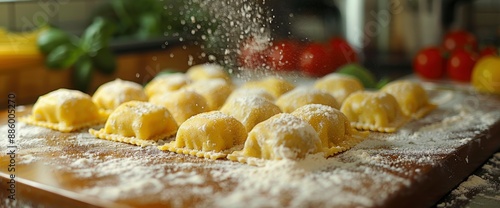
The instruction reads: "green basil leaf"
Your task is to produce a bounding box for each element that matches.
[72,56,94,92]
[137,13,160,39]
[336,64,378,89]
[37,27,72,54]
[81,17,115,54]
[156,69,182,77]
[45,44,81,70]
[92,49,116,75]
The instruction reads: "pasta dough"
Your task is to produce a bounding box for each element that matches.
[144,73,191,98]
[240,77,295,99]
[92,79,148,114]
[159,111,247,160]
[149,89,209,124]
[275,87,339,113]
[186,63,231,83]
[220,96,282,131]
[313,74,364,104]
[21,89,106,132]
[381,80,436,119]
[227,113,323,165]
[184,78,234,110]
[225,87,275,103]
[89,101,178,146]
[340,91,408,132]
[291,104,368,156]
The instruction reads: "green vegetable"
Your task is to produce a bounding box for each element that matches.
[375,77,391,89]
[45,44,82,69]
[156,69,182,77]
[95,0,168,39]
[142,69,182,86]
[92,0,219,43]
[80,17,115,55]
[336,64,378,89]
[38,17,117,89]
[37,28,72,54]
[137,13,160,39]
[92,48,116,74]
[72,57,94,92]
[336,64,392,89]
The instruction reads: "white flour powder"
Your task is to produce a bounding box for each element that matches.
[1,87,500,207]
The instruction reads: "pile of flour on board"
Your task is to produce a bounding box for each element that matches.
[2,88,500,207]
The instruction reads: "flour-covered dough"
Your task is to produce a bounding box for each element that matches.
[89,101,178,146]
[21,89,106,132]
[291,104,368,156]
[159,111,247,159]
[228,113,323,165]
[276,87,339,113]
[340,91,408,132]
[381,80,436,119]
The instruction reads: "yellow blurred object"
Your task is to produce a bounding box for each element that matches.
[0,27,45,70]
[471,56,500,95]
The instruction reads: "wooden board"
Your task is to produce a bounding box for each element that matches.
[1,83,500,208]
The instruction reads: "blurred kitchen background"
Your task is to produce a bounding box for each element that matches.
[268,0,500,73]
[0,0,104,35]
[0,0,499,107]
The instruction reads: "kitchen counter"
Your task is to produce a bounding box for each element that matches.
[1,77,500,208]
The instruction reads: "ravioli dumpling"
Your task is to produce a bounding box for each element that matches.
[225,87,275,103]
[227,113,323,165]
[92,79,148,114]
[220,96,282,131]
[144,73,191,98]
[159,111,247,159]
[275,87,339,113]
[185,78,234,110]
[313,74,364,104]
[291,104,368,156]
[241,77,295,99]
[149,89,209,124]
[21,89,106,132]
[186,63,231,83]
[89,101,178,146]
[381,80,436,119]
[340,91,408,132]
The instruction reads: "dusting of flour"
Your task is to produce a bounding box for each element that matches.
[1,87,500,208]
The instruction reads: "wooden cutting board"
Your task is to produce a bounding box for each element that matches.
[1,85,500,208]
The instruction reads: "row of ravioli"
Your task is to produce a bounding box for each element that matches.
[20,63,436,165]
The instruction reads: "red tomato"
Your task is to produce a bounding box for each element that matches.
[479,46,498,58]
[413,47,446,79]
[267,40,302,71]
[299,43,334,76]
[328,37,358,70]
[239,37,269,69]
[442,30,478,52]
[447,49,478,82]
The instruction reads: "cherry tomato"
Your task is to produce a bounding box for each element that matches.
[479,46,498,58]
[447,49,478,82]
[413,47,446,79]
[239,37,269,69]
[267,40,302,71]
[299,43,334,76]
[328,37,358,70]
[442,30,478,52]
